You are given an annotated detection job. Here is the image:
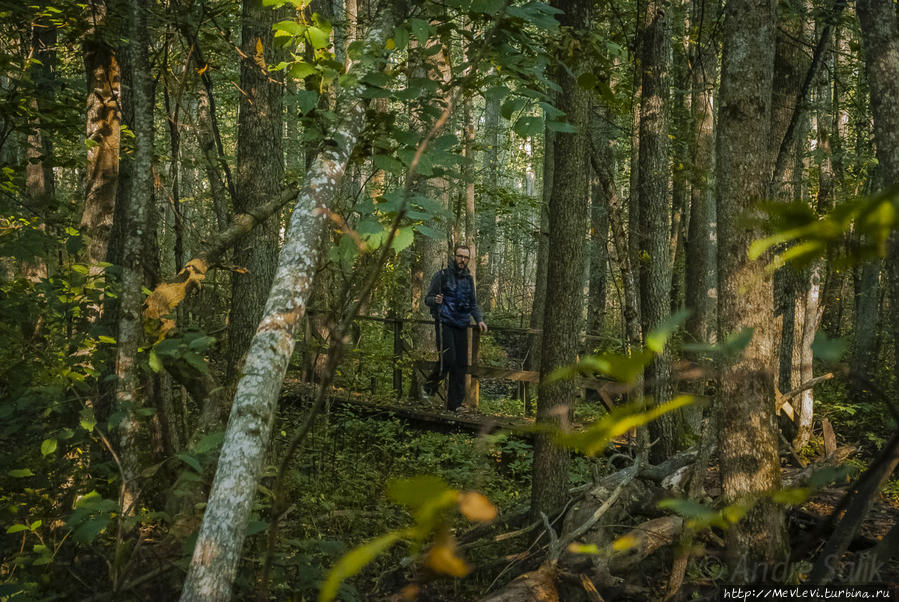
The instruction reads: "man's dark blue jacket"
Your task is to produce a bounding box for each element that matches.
[424,266,484,328]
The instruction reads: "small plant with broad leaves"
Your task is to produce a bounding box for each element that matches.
[319,475,497,602]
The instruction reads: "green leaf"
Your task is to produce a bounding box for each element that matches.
[387,476,450,509]
[288,62,317,80]
[320,531,403,602]
[393,26,409,50]
[500,97,527,120]
[80,408,96,433]
[556,396,695,456]
[415,224,442,239]
[6,524,28,533]
[811,332,847,362]
[657,498,715,518]
[272,20,305,36]
[73,516,109,543]
[472,0,504,15]
[29,520,41,531]
[645,309,690,354]
[8,469,34,478]
[546,119,577,133]
[296,90,319,114]
[577,72,599,90]
[40,438,57,456]
[141,462,164,478]
[771,487,811,505]
[148,348,163,373]
[177,453,204,474]
[97,335,116,344]
[513,116,543,138]
[409,18,429,44]
[307,26,330,50]
[390,227,415,253]
[194,431,225,455]
[373,154,404,175]
[246,520,269,536]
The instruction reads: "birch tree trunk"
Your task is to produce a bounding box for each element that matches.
[716,0,788,575]
[180,6,404,598]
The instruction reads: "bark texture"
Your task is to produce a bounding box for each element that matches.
[180,7,402,598]
[716,0,789,575]
[638,0,675,463]
[226,0,285,380]
[530,0,591,522]
[80,4,121,271]
[856,0,899,419]
[685,0,718,348]
[115,0,154,511]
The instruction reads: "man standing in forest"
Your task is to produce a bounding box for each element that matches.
[424,243,488,412]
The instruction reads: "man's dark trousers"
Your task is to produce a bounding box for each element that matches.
[427,321,468,411]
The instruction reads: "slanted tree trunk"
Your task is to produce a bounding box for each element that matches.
[226,0,285,380]
[637,0,675,464]
[180,6,404,598]
[530,0,591,522]
[81,4,121,273]
[716,0,788,575]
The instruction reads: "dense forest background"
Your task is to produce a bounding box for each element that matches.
[1,0,898,599]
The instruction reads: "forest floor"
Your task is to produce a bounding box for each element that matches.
[277,377,899,601]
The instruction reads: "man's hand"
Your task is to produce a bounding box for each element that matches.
[478,321,488,334]
[435,294,443,304]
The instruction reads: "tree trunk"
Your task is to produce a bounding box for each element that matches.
[478,94,500,310]
[716,0,788,575]
[81,4,121,273]
[685,0,718,348]
[23,22,57,280]
[115,0,155,513]
[856,0,899,417]
[530,0,591,523]
[638,0,675,463]
[226,0,285,380]
[180,7,403,598]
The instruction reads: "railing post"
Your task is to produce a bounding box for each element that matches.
[469,325,480,409]
[393,317,403,398]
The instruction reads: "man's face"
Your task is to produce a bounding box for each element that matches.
[454,249,470,270]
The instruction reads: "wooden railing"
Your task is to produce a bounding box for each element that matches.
[300,311,613,412]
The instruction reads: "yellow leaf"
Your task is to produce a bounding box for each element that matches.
[144,259,208,339]
[567,542,600,554]
[385,38,396,50]
[612,534,638,551]
[425,537,471,577]
[458,491,496,523]
[195,63,209,75]
[254,37,266,70]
